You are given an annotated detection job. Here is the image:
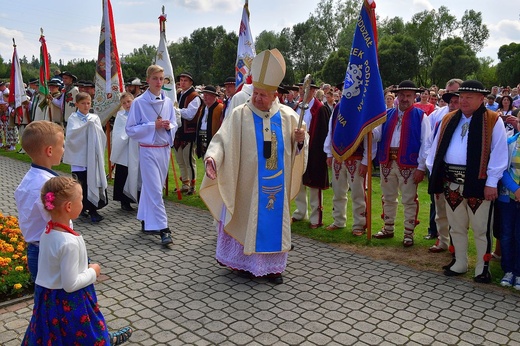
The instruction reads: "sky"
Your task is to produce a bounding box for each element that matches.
[1,0,519,67]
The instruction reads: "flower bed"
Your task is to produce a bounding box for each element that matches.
[0,212,31,302]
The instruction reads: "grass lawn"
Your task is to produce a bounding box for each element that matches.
[0,144,509,289]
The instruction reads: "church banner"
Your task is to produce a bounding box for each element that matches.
[235,0,256,91]
[93,0,124,125]
[332,0,386,162]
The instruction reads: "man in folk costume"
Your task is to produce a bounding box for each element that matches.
[222,77,236,120]
[323,104,376,235]
[200,49,308,285]
[196,85,224,159]
[125,77,143,98]
[174,72,203,195]
[291,79,331,229]
[424,78,462,244]
[373,80,431,247]
[427,80,508,283]
[125,65,178,246]
[28,79,47,122]
[51,71,79,125]
[47,78,64,125]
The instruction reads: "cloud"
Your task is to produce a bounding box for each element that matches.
[490,19,520,42]
[171,0,242,13]
[412,0,434,13]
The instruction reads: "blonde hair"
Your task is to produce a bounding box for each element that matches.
[41,176,80,212]
[75,92,91,103]
[22,120,64,157]
[146,65,164,78]
[120,91,134,103]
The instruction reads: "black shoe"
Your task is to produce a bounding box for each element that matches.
[160,228,173,245]
[90,212,104,223]
[444,268,465,277]
[423,234,437,240]
[266,273,283,284]
[236,270,253,278]
[474,271,492,283]
[442,258,456,271]
[80,210,89,218]
[121,202,134,211]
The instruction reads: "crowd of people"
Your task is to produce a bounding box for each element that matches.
[5,47,520,343]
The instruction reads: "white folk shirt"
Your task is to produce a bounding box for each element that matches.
[36,229,97,292]
[426,114,508,187]
[14,165,58,243]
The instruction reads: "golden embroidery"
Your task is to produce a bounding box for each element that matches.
[266,131,277,170]
[262,185,283,210]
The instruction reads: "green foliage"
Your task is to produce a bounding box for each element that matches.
[496,42,520,87]
[320,47,349,85]
[378,34,419,86]
[468,57,498,88]
[460,10,489,53]
[430,37,479,86]
[0,2,497,89]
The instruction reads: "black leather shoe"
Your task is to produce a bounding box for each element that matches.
[266,273,283,284]
[90,212,104,223]
[442,258,456,271]
[444,268,465,277]
[80,210,89,218]
[424,234,437,240]
[160,228,173,245]
[236,270,253,278]
[474,272,492,283]
[121,202,134,211]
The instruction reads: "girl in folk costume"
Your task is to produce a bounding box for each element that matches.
[110,92,138,211]
[22,176,132,346]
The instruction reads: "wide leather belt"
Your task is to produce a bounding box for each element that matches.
[389,147,398,161]
[445,164,466,184]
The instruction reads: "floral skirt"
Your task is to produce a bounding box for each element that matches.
[22,284,110,346]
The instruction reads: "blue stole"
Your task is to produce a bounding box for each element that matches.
[253,111,285,252]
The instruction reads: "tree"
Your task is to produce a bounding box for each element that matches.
[122,44,157,79]
[210,31,238,85]
[460,10,489,53]
[378,34,419,86]
[309,0,358,52]
[495,42,520,86]
[320,47,349,84]
[469,57,497,88]
[404,6,457,86]
[430,37,479,86]
[378,17,405,37]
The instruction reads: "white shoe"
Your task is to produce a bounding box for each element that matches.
[501,272,514,287]
[514,277,520,290]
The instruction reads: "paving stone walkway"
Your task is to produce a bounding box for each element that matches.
[1,156,520,345]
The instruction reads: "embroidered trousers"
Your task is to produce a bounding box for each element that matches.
[444,181,493,276]
[380,160,419,236]
[293,183,323,226]
[174,141,196,186]
[434,192,450,249]
[330,159,366,230]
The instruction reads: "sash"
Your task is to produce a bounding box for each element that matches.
[253,110,284,252]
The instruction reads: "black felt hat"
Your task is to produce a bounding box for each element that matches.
[29,78,39,85]
[200,85,219,96]
[391,80,423,93]
[59,71,77,82]
[457,80,489,95]
[442,92,459,104]
[277,85,289,95]
[298,78,318,89]
[179,72,194,82]
[223,77,235,85]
